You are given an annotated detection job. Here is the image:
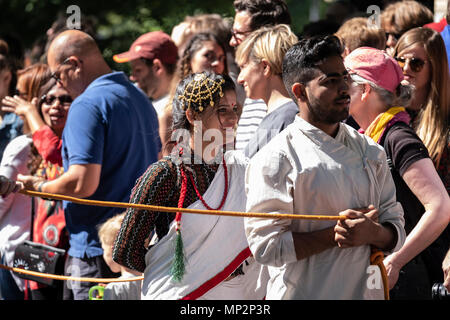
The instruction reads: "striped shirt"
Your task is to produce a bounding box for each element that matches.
[235,98,267,151]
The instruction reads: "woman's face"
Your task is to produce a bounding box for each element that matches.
[395,43,431,96]
[199,89,239,146]
[237,59,266,100]
[190,40,226,75]
[40,86,72,133]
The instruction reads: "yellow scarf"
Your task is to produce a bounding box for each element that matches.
[365,107,407,143]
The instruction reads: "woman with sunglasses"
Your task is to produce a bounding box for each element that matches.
[113,72,264,300]
[1,64,71,300]
[389,27,450,298]
[345,47,450,300]
[393,27,449,179]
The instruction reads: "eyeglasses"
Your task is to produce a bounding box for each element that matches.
[40,94,72,106]
[50,57,72,83]
[395,56,427,73]
[231,29,252,40]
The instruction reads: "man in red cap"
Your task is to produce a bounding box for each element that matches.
[113,31,178,116]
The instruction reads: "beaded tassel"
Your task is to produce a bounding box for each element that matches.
[170,150,188,282]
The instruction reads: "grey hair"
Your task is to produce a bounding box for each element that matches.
[350,74,414,108]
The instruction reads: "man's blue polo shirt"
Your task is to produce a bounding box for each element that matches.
[62,71,161,258]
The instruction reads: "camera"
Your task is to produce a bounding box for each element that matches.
[431,283,449,300]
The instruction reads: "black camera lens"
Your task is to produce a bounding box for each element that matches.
[431,283,449,300]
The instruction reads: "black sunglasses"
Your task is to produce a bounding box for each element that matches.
[40,94,72,106]
[385,32,401,41]
[395,56,426,73]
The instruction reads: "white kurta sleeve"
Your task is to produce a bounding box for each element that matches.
[244,150,297,267]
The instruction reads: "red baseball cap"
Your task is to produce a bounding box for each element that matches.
[344,47,404,93]
[113,31,178,64]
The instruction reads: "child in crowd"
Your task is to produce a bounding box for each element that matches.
[98,213,142,300]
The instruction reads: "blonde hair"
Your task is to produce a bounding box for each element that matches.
[236,24,298,75]
[98,213,125,246]
[335,17,386,52]
[393,27,450,167]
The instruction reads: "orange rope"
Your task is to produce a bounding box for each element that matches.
[370,249,390,300]
[19,189,348,221]
[9,190,389,300]
[0,263,143,283]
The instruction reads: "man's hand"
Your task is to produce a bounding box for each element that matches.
[17,174,44,191]
[334,206,379,248]
[0,175,22,196]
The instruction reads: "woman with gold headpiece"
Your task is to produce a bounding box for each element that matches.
[113,71,265,300]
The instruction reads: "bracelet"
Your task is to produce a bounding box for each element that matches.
[37,181,46,192]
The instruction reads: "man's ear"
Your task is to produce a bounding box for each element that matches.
[67,56,83,74]
[291,82,307,102]
[152,58,163,75]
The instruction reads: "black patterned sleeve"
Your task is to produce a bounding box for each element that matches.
[112,158,178,273]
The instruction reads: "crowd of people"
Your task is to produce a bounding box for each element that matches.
[0,0,449,301]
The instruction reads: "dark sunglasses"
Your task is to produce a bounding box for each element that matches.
[395,56,426,73]
[40,94,72,106]
[385,32,401,41]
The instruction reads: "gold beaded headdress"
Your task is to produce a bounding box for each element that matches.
[178,73,225,113]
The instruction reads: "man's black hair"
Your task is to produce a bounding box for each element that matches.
[282,35,343,102]
[233,0,291,31]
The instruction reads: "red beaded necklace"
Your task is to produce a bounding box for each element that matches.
[175,149,229,231]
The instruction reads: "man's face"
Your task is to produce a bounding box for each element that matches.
[129,59,158,98]
[302,55,352,125]
[230,11,253,48]
[48,55,84,99]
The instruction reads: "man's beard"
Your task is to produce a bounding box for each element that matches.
[306,91,349,125]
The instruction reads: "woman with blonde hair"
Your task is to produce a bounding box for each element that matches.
[236,24,298,157]
[393,27,449,177]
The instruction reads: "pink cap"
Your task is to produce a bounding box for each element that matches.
[344,47,404,93]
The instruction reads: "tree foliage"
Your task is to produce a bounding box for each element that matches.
[0,0,316,71]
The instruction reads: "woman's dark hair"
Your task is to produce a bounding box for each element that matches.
[172,71,235,132]
[282,35,343,102]
[178,32,228,79]
[163,72,235,155]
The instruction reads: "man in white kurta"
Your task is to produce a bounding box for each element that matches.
[244,36,406,300]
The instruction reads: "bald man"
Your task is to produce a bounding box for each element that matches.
[19,30,161,300]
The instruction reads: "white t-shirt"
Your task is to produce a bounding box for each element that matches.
[0,134,33,291]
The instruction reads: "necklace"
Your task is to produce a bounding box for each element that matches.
[186,154,228,210]
[175,149,229,230]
